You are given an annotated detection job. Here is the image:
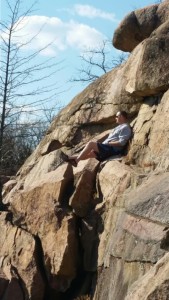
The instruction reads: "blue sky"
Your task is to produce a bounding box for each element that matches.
[1,0,157,115]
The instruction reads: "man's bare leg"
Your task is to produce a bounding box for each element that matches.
[69,141,99,164]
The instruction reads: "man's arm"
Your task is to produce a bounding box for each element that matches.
[96,132,110,143]
[104,125,131,147]
[107,141,123,147]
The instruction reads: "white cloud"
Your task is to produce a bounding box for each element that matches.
[74,4,118,22]
[1,15,106,56]
[66,20,105,50]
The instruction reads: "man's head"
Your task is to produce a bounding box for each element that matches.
[115,111,128,124]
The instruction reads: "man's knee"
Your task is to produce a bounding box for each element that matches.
[87,141,97,148]
[86,141,98,152]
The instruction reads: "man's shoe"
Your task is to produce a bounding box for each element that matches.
[60,151,77,167]
[68,158,77,167]
[60,151,70,162]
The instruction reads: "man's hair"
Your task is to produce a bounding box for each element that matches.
[119,111,128,119]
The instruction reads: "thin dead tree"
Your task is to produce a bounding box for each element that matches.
[0,0,63,173]
[71,40,129,83]
[0,0,64,208]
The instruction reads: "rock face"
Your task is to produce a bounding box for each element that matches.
[0,213,44,300]
[125,253,169,300]
[2,2,169,300]
[113,1,169,52]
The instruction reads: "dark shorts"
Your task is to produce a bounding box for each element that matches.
[95,143,124,162]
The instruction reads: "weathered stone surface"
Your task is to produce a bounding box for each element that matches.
[69,158,99,217]
[134,5,160,37]
[98,160,132,206]
[93,257,152,300]
[126,96,159,168]
[92,161,169,299]
[96,161,135,267]
[113,11,142,52]
[147,90,169,171]
[6,165,79,292]
[128,90,169,169]
[0,212,44,300]
[125,37,169,96]
[2,179,17,199]
[109,212,166,262]
[157,0,169,24]
[17,148,64,183]
[112,5,157,52]
[41,139,62,155]
[113,5,158,52]
[5,162,73,205]
[150,19,169,38]
[42,214,79,292]
[125,253,169,300]
[113,2,169,52]
[126,173,169,225]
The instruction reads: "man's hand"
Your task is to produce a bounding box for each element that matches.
[107,141,122,147]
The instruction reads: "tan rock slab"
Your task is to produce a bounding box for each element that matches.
[98,160,133,206]
[93,256,152,300]
[125,252,169,300]
[125,37,169,96]
[113,2,169,52]
[109,212,166,263]
[0,212,44,300]
[126,172,169,225]
[8,166,79,292]
[69,158,99,217]
[96,162,134,267]
[113,5,159,52]
[2,179,17,199]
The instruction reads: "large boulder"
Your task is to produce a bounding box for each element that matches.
[113,1,169,52]
[92,162,167,300]
[113,5,158,52]
[0,212,44,300]
[69,158,99,217]
[4,164,79,293]
[124,36,169,96]
[128,90,169,169]
[126,172,169,225]
[93,257,152,300]
[125,253,169,300]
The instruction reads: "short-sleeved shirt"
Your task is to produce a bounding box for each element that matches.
[103,123,132,149]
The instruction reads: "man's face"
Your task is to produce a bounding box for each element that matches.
[115,112,123,124]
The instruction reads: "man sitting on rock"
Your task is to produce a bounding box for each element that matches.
[61,111,132,167]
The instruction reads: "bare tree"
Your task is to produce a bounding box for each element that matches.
[71,40,129,83]
[1,119,46,174]
[0,0,64,208]
[0,0,63,172]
